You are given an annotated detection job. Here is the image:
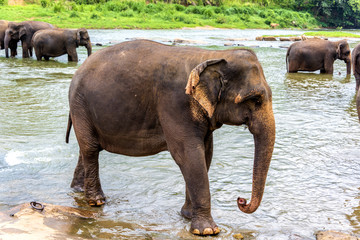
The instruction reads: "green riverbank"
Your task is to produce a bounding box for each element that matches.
[0,0,320,29]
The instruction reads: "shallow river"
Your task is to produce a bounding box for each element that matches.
[0,29,360,239]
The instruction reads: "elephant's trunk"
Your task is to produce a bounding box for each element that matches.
[237,103,275,214]
[346,59,351,75]
[4,30,10,58]
[86,42,92,57]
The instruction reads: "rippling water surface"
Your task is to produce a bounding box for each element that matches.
[0,29,360,239]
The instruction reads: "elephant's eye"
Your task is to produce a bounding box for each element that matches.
[345,51,350,56]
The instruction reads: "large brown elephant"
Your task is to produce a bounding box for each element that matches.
[66,40,276,236]
[286,39,351,75]
[4,21,54,58]
[32,28,92,62]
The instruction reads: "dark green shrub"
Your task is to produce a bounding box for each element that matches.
[203,8,214,18]
[70,11,80,17]
[216,15,226,24]
[145,3,164,14]
[90,13,99,19]
[119,9,135,17]
[40,0,48,8]
[106,2,128,12]
[174,4,185,11]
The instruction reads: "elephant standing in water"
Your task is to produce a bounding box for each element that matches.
[32,28,92,61]
[0,20,17,57]
[66,40,275,236]
[286,39,351,75]
[4,21,54,58]
[352,44,360,121]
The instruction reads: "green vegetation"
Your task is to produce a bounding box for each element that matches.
[1,0,360,29]
[304,32,360,38]
[263,32,360,38]
[0,0,320,29]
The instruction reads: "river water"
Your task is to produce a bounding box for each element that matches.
[0,29,359,239]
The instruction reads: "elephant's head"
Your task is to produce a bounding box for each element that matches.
[185,51,275,214]
[77,28,92,57]
[336,40,351,75]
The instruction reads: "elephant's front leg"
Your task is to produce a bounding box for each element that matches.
[67,49,78,62]
[170,139,219,236]
[21,41,29,58]
[81,150,106,206]
[181,133,213,220]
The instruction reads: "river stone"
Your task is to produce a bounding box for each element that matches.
[316,230,359,240]
[0,203,99,240]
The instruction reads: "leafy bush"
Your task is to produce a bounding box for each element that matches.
[106,2,128,12]
[202,8,214,18]
[69,11,80,17]
[145,3,164,14]
[174,4,185,11]
[40,0,49,8]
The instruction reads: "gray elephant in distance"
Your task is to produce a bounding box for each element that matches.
[286,39,351,75]
[66,40,275,236]
[32,28,92,61]
[352,44,360,121]
[0,20,17,57]
[5,21,54,58]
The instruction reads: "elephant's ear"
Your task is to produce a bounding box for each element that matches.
[337,41,347,57]
[19,26,26,39]
[185,59,226,118]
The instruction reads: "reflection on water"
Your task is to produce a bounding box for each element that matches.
[1,29,360,239]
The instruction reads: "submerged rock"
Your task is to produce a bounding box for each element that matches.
[0,202,99,240]
[316,230,359,240]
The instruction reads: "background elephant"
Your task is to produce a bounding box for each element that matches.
[286,39,351,74]
[5,21,54,58]
[0,20,17,57]
[0,20,8,50]
[352,44,360,91]
[66,40,275,236]
[32,28,92,61]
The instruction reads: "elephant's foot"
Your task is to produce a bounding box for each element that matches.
[87,193,106,207]
[190,216,220,236]
[181,202,192,219]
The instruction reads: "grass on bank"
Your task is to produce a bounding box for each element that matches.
[263,31,360,38]
[0,0,320,29]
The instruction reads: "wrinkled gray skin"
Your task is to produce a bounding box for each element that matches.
[32,28,92,61]
[352,44,360,121]
[0,20,17,57]
[286,39,351,75]
[66,40,275,236]
[5,21,54,58]
[0,20,8,50]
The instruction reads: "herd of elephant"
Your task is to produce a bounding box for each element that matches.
[2,20,360,236]
[0,20,91,61]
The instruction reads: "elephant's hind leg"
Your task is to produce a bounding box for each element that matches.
[72,112,105,207]
[71,152,85,192]
[82,149,105,206]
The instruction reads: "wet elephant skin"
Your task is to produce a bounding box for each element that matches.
[66,40,276,236]
[32,28,92,62]
[286,38,351,75]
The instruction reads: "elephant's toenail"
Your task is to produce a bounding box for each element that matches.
[192,229,200,235]
[203,228,213,235]
[214,227,220,235]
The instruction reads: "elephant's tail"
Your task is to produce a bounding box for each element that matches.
[66,114,72,143]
